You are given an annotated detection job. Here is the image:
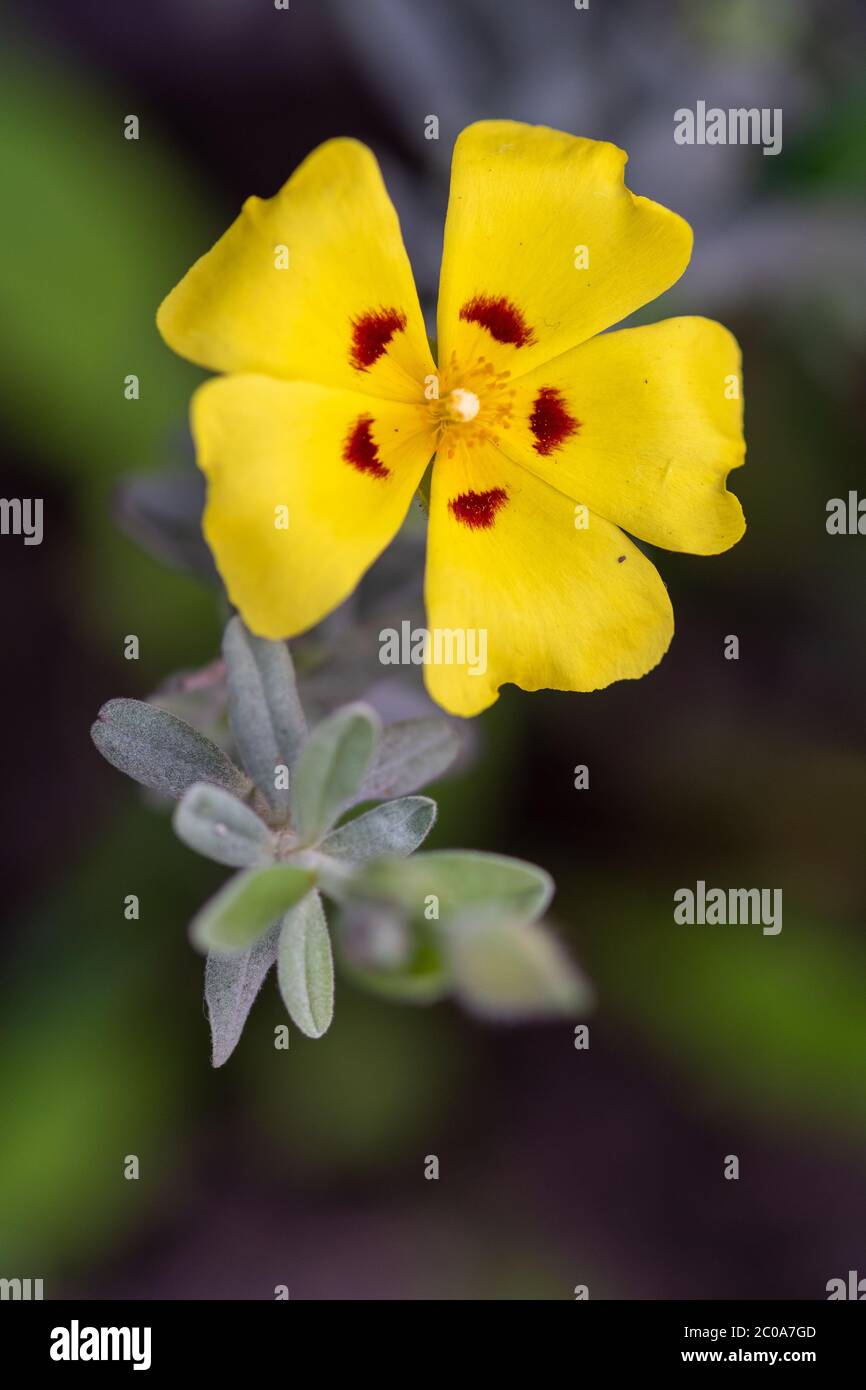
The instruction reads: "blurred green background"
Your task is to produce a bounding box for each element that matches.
[1,0,865,1299]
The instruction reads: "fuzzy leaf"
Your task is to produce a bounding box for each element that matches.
[355,717,459,803]
[355,850,554,923]
[174,781,274,868]
[277,891,334,1038]
[222,616,307,819]
[91,698,249,800]
[190,864,315,954]
[321,796,436,865]
[446,910,592,1020]
[293,703,380,845]
[205,924,280,1067]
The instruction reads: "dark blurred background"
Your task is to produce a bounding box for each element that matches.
[1,0,865,1299]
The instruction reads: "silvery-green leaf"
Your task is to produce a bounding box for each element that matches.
[354,717,459,803]
[289,851,352,902]
[277,891,334,1039]
[292,703,380,845]
[91,698,249,801]
[222,616,306,819]
[205,924,279,1068]
[151,684,231,755]
[446,910,592,1021]
[174,781,274,868]
[190,864,315,955]
[320,796,436,865]
[354,850,553,924]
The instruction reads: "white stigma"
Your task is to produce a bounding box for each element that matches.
[447,388,480,422]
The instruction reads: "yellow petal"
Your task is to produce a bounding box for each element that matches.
[158,139,434,401]
[424,440,674,717]
[193,375,435,638]
[437,121,692,379]
[498,317,745,555]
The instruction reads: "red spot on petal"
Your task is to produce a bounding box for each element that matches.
[448,487,508,530]
[350,307,407,371]
[529,386,580,456]
[459,295,535,348]
[343,415,390,479]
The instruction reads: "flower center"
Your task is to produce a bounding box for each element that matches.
[445,388,480,422]
[430,353,517,458]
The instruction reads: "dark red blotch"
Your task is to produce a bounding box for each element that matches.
[350,307,407,371]
[448,487,508,530]
[529,386,579,456]
[459,295,535,348]
[343,415,390,479]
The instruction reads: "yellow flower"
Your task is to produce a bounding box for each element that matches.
[158,121,745,718]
